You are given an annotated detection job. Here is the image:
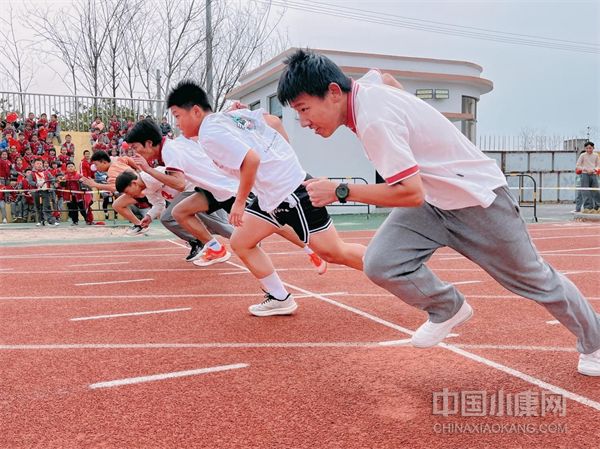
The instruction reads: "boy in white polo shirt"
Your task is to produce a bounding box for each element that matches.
[276,49,600,376]
[166,81,366,317]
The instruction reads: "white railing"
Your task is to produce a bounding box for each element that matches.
[0,91,171,132]
[478,135,588,151]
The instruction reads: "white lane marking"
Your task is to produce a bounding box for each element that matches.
[546,320,561,325]
[0,342,380,350]
[541,246,600,254]
[68,262,130,267]
[75,278,154,286]
[277,283,600,411]
[0,246,181,259]
[3,293,599,301]
[89,363,249,389]
[70,308,191,321]
[378,339,412,346]
[454,344,576,352]
[166,240,600,412]
[453,281,482,286]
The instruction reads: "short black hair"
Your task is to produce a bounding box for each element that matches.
[115,170,138,194]
[584,141,595,148]
[167,80,213,112]
[125,119,162,146]
[277,49,352,105]
[66,161,75,167]
[91,150,110,163]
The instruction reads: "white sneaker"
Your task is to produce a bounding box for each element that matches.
[1,218,6,224]
[578,347,600,376]
[411,301,473,348]
[125,224,149,236]
[248,292,298,317]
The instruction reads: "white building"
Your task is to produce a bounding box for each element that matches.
[227,48,493,212]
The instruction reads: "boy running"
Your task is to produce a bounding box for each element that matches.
[276,49,600,376]
[125,120,327,272]
[166,81,365,316]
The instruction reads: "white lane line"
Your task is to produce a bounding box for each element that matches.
[454,344,576,352]
[0,342,380,350]
[166,240,600,412]
[278,283,600,411]
[379,339,412,346]
[68,262,130,267]
[0,268,13,271]
[3,293,599,301]
[89,363,249,389]
[0,246,179,259]
[453,280,482,286]
[546,320,560,325]
[70,308,191,321]
[75,278,154,286]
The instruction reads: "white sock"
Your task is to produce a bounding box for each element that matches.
[206,238,222,251]
[303,245,314,255]
[259,272,289,300]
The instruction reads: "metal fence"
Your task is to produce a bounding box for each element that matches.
[0,91,171,132]
[478,135,589,152]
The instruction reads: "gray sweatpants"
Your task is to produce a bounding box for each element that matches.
[364,186,600,354]
[160,191,233,243]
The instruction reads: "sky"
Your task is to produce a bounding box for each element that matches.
[268,0,600,139]
[5,0,600,139]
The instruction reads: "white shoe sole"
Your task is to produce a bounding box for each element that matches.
[125,228,149,237]
[248,302,298,317]
[192,251,231,267]
[578,367,600,376]
[412,304,473,348]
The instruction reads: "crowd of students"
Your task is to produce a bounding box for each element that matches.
[0,111,173,225]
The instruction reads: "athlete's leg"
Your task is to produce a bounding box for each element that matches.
[229,213,280,279]
[112,194,139,225]
[171,191,213,244]
[308,224,366,270]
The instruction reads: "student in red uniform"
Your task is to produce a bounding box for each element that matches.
[61,134,75,156]
[61,161,88,225]
[37,113,48,129]
[0,150,11,185]
[25,113,36,129]
[277,48,600,376]
[48,114,61,144]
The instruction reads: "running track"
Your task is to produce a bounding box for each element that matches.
[0,222,599,448]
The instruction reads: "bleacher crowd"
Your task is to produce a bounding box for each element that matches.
[0,112,173,226]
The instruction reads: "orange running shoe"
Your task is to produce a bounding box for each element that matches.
[193,245,231,267]
[308,252,327,275]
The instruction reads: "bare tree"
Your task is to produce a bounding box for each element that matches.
[28,5,85,95]
[0,5,35,108]
[75,0,129,98]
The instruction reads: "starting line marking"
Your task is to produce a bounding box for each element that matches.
[70,308,192,321]
[454,344,576,352]
[69,262,130,267]
[89,363,249,389]
[75,278,154,286]
[546,320,561,325]
[0,342,380,350]
[141,240,600,413]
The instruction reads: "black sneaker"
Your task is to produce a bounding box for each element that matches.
[125,224,149,236]
[185,240,204,262]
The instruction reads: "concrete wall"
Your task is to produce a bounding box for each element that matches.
[485,150,580,202]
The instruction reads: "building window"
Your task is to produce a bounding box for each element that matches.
[415,89,433,100]
[461,96,478,143]
[268,95,282,118]
[249,100,261,111]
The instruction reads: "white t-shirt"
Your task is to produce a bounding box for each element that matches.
[162,136,238,202]
[352,70,507,210]
[199,108,306,213]
[139,167,194,220]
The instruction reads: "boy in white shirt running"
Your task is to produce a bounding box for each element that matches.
[276,49,600,376]
[125,120,327,273]
[166,81,366,316]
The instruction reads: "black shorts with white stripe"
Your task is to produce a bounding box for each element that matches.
[193,187,236,214]
[245,182,332,244]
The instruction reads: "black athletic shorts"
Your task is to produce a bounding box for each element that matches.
[244,179,332,244]
[193,187,236,214]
